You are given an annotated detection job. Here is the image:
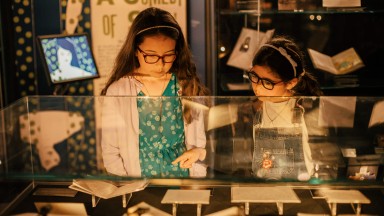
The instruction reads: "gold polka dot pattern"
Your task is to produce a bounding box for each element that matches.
[14,0,99,175]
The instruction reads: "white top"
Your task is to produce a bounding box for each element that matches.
[255,99,314,178]
[261,99,297,128]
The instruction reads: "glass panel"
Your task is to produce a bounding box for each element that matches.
[215,0,384,96]
[0,95,383,188]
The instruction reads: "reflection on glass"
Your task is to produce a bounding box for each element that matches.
[252,98,313,181]
[1,96,383,186]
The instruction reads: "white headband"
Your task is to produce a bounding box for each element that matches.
[137,25,180,37]
[261,44,300,77]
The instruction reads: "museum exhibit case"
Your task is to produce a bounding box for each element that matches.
[0,95,384,215]
[209,0,384,96]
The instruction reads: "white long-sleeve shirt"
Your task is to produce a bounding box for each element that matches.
[101,76,207,177]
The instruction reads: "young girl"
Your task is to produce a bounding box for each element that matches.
[101,7,209,178]
[247,36,323,181]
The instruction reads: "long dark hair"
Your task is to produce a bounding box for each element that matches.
[100,7,209,97]
[253,35,323,96]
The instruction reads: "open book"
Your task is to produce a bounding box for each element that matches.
[308,47,364,75]
[227,28,275,70]
[69,179,149,199]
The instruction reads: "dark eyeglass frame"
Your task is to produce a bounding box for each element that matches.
[137,47,177,64]
[246,70,284,90]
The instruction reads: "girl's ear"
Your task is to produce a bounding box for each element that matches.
[286,77,298,90]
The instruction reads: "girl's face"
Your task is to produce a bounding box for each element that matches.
[57,46,72,67]
[136,34,177,78]
[250,65,296,102]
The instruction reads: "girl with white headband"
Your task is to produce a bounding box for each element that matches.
[248,36,323,98]
[101,7,209,178]
[247,36,323,181]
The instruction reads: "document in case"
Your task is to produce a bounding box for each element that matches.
[227,28,275,71]
[307,47,364,75]
[368,100,384,128]
[69,179,149,199]
[318,97,356,128]
[181,99,239,131]
[207,103,238,131]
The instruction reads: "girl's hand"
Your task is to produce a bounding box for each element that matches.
[172,148,206,169]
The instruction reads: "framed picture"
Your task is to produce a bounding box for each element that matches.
[36,33,100,85]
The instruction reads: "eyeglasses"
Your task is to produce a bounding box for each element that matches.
[245,70,284,90]
[137,47,177,64]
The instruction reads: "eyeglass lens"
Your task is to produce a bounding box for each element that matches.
[247,71,275,90]
[138,47,176,64]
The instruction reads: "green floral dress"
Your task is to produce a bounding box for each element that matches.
[137,74,188,177]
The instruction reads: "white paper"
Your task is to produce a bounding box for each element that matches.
[207,103,238,131]
[161,189,211,204]
[69,179,149,199]
[368,100,384,128]
[181,99,209,112]
[227,28,274,70]
[318,97,356,128]
[308,48,338,74]
[340,148,357,158]
[182,100,239,131]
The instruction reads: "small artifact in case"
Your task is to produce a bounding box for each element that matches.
[347,154,381,181]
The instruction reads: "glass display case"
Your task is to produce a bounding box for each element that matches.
[1,95,384,215]
[211,0,384,96]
